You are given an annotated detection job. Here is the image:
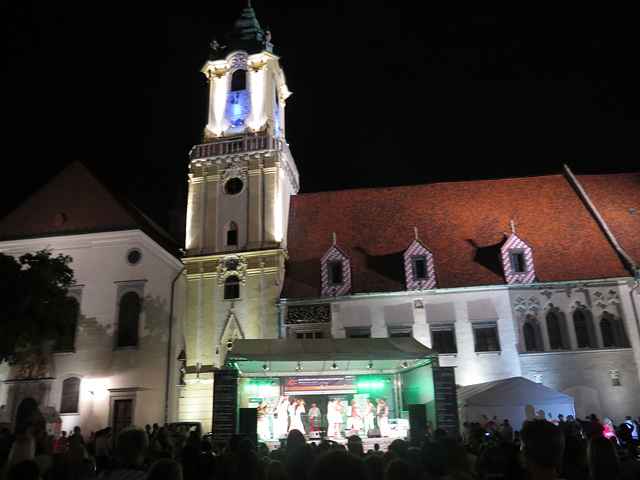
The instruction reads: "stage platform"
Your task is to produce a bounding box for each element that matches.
[263,434,403,452]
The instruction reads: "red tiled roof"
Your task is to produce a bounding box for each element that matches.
[0,161,179,254]
[282,173,640,298]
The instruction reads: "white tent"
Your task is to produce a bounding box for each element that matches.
[457,377,575,431]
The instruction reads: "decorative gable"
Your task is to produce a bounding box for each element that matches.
[501,234,536,284]
[321,236,351,297]
[404,239,437,291]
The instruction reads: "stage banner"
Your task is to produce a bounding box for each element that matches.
[212,370,238,442]
[284,375,357,395]
[432,366,460,439]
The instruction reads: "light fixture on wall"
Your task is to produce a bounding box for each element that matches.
[402,361,408,368]
[296,361,302,371]
[331,362,338,370]
[367,361,373,369]
[262,363,269,371]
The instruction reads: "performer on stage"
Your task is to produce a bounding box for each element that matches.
[327,398,344,438]
[349,399,363,433]
[364,398,375,434]
[257,400,271,441]
[375,397,382,428]
[334,399,344,438]
[274,395,290,439]
[379,397,390,437]
[289,399,306,434]
[308,402,321,432]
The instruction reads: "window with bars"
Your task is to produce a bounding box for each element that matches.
[345,327,371,338]
[60,377,80,414]
[523,322,537,351]
[431,326,457,354]
[473,323,500,352]
[546,311,565,349]
[224,275,241,300]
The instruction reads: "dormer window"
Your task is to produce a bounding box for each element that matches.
[321,236,351,297]
[412,256,428,280]
[510,250,526,273]
[328,260,343,285]
[404,238,437,291]
[501,234,536,284]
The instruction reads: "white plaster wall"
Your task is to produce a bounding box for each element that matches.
[329,287,522,387]
[0,230,184,434]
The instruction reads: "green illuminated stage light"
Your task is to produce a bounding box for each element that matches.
[357,379,385,391]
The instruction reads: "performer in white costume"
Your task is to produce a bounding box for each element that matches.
[274,395,290,439]
[379,397,390,437]
[257,401,271,441]
[364,398,375,434]
[289,399,306,434]
[349,399,363,432]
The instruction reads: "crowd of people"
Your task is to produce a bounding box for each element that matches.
[0,412,638,480]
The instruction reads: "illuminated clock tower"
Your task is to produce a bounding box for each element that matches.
[180,4,299,429]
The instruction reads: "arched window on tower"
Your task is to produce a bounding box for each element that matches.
[231,70,246,91]
[225,221,238,247]
[117,291,141,347]
[224,275,241,300]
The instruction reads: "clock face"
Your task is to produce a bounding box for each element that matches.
[225,90,251,127]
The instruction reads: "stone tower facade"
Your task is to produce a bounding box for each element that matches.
[179,5,298,430]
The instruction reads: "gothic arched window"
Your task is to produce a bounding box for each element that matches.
[600,317,614,347]
[523,322,537,351]
[117,291,141,347]
[573,309,595,348]
[546,310,567,350]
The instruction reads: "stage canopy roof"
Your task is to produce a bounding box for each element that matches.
[226,338,435,375]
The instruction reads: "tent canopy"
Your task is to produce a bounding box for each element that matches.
[457,377,575,428]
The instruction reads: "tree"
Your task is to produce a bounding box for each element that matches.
[0,250,79,366]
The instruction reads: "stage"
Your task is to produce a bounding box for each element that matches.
[263,433,403,452]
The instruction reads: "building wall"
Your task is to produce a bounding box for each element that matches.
[0,230,184,433]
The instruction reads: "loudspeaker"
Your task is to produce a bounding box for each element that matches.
[409,428,429,444]
[367,428,381,438]
[238,408,257,441]
[409,404,427,429]
[308,431,322,440]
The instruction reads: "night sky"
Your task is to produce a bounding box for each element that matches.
[4,1,639,229]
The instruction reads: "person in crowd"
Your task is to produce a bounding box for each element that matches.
[499,419,513,442]
[54,430,68,453]
[520,419,565,480]
[587,435,621,480]
[97,426,148,479]
[147,458,183,480]
[584,414,604,440]
[69,426,85,447]
[622,416,638,440]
